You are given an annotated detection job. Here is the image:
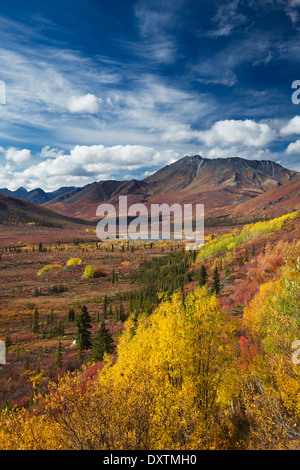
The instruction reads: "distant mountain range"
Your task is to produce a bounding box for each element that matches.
[0,186,77,205]
[1,155,299,224]
[44,155,299,220]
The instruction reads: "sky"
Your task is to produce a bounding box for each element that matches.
[1,0,300,191]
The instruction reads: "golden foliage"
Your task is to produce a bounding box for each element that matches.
[0,287,240,450]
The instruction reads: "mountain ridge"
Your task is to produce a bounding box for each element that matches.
[44,154,299,220]
[1,155,299,221]
[0,186,78,205]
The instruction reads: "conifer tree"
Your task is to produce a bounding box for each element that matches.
[91,321,115,361]
[198,264,208,287]
[49,308,54,324]
[55,340,63,368]
[211,266,221,295]
[58,320,65,336]
[67,307,75,322]
[32,308,39,333]
[119,300,125,322]
[24,356,29,371]
[103,295,108,320]
[76,305,92,357]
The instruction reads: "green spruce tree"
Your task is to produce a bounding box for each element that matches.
[91,321,115,361]
[103,295,108,320]
[211,266,221,295]
[76,305,92,357]
[198,264,208,287]
[55,340,63,368]
[67,307,75,322]
[32,308,39,333]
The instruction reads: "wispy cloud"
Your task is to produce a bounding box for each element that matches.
[208,0,246,37]
[132,0,184,64]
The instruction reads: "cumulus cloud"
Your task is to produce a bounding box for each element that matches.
[197,119,275,147]
[40,146,64,159]
[5,147,32,163]
[280,116,300,136]
[2,144,179,191]
[286,139,300,154]
[161,124,196,143]
[162,119,275,147]
[67,93,100,114]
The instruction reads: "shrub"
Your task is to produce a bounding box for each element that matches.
[93,267,106,278]
[197,212,299,262]
[66,258,82,266]
[82,265,95,279]
[32,287,42,297]
[48,284,67,295]
[37,264,62,276]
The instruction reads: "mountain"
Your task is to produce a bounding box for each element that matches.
[0,186,28,198]
[0,194,93,227]
[144,155,296,197]
[209,174,300,222]
[0,186,77,205]
[44,155,299,221]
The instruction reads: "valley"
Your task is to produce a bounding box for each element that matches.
[0,154,300,450]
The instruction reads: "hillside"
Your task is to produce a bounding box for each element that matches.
[206,175,300,223]
[0,194,93,228]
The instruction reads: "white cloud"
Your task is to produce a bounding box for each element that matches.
[67,93,100,114]
[5,147,32,163]
[133,0,183,64]
[204,145,274,161]
[40,145,64,159]
[285,0,300,24]
[2,144,179,191]
[161,124,196,142]
[197,119,275,147]
[161,119,275,147]
[208,0,246,38]
[0,25,214,152]
[286,139,300,154]
[280,116,300,135]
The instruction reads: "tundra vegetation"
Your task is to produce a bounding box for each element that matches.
[0,212,299,449]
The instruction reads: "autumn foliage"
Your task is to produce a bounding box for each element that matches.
[0,213,300,450]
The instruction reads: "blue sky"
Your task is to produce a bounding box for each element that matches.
[1,0,300,190]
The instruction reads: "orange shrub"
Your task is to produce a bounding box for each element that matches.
[93,266,106,278]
